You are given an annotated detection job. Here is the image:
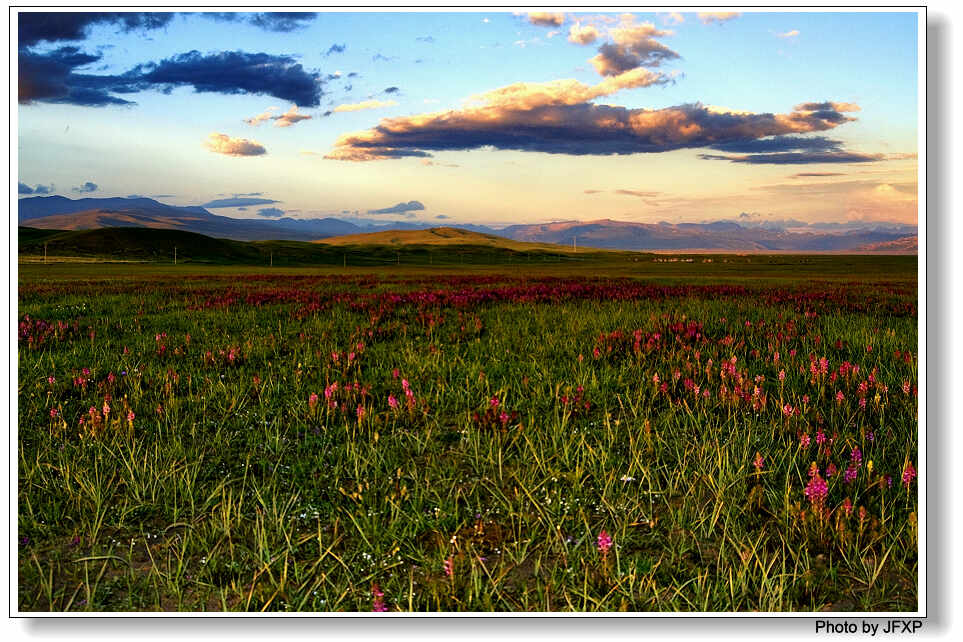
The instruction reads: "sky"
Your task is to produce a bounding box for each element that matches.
[15,9,920,228]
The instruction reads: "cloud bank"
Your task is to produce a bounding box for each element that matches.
[367,200,426,215]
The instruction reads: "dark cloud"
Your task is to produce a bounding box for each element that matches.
[590,22,680,76]
[325,43,346,56]
[256,207,285,217]
[18,12,174,47]
[198,12,316,32]
[367,200,426,215]
[708,135,842,154]
[327,96,857,161]
[133,50,323,107]
[348,72,359,78]
[789,172,845,178]
[247,12,316,32]
[20,48,324,107]
[201,197,278,208]
[384,86,400,94]
[35,184,54,194]
[72,181,98,193]
[435,214,449,219]
[18,47,134,106]
[699,151,885,164]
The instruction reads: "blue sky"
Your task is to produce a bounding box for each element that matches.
[17,10,920,227]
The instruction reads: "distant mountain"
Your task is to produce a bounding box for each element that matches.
[499,219,917,252]
[855,235,918,253]
[315,226,580,253]
[17,196,918,252]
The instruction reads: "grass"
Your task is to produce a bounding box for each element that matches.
[17,256,918,612]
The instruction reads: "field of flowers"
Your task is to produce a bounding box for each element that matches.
[17,260,919,612]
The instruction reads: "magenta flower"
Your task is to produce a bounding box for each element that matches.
[850,447,862,465]
[803,474,828,504]
[371,584,387,612]
[126,410,135,422]
[753,452,765,472]
[902,462,917,488]
[800,433,811,448]
[388,394,398,409]
[597,529,612,554]
[49,408,58,418]
[308,393,319,409]
[443,557,453,577]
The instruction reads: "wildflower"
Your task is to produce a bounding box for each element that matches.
[816,427,826,445]
[597,529,612,554]
[800,433,811,448]
[808,462,819,478]
[127,410,135,423]
[490,397,499,408]
[902,462,917,488]
[902,380,911,395]
[844,464,858,484]
[866,460,873,475]
[803,474,828,504]
[388,394,398,409]
[371,584,387,612]
[356,405,366,421]
[850,447,862,465]
[49,408,58,418]
[753,452,765,472]
[778,369,786,382]
[308,393,319,409]
[826,462,838,478]
[841,497,853,517]
[102,401,110,416]
[802,394,810,405]
[835,390,845,403]
[443,557,453,577]
[47,376,55,385]
[392,368,400,379]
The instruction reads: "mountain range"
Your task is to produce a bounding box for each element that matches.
[18,195,917,252]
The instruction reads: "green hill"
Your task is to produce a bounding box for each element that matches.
[17,226,610,266]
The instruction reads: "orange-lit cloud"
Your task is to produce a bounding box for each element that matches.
[274,105,312,127]
[568,22,600,45]
[332,99,398,113]
[698,12,741,25]
[203,133,266,156]
[528,12,565,27]
[777,29,800,38]
[590,20,679,76]
[326,71,858,162]
[244,106,279,126]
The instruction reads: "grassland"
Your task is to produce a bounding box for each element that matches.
[17,253,918,612]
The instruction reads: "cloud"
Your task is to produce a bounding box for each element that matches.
[384,86,400,94]
[18,47,134,106]
[662,12,685,25]
[590,20,680,76]
[698,12,741,25]
[421,159,460,168]
[203,133,267,157]
[528,13,565,27]
[583,189,604,194]
[273,105,312,127]
[707,135,843,153]
[568,22,601,45]
[132,50,323,107]
[614,189,661,198]
[435,214,450,219]
[325,43,346,56]
[246,13,316,32]
[326,70,856,162]
[201,196,278,207]
[795,101,861,113]
[777,29,800,38]
[244,106,279,126]
[20,48,325,107]
[19,182,54,194]
[200,12,316,33]
[72,181,98,193]
[789,172,845,178]
[332,99,397,113]
[699,151,886,164]
[367,200,426,215]
[372,53,396,63]
[416,36,435,43]
[256,207,285,217]
[18,12,175,47]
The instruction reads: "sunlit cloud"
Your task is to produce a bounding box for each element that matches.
[527,12,565,27]
[332,99,398,113]
[698,12,741,25]
[568,22,601,45]
[777,29,800,38]
[203,132,266,156]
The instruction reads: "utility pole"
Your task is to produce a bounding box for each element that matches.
[174,246,177,265]
[270,252,273,267]
[44,243,47,265]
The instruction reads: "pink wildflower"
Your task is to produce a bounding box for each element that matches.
[371,584,387,612]
[597,529,612,554]
[753,452,765,472]
[443,557,453,577]
[308,393,319,409]
[388,395,398,409]
[803,474,829,504]
[800,433,811,448]
[49,408,58,418]
[902,462,917,488]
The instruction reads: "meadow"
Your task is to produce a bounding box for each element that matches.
[17,255,919,612]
